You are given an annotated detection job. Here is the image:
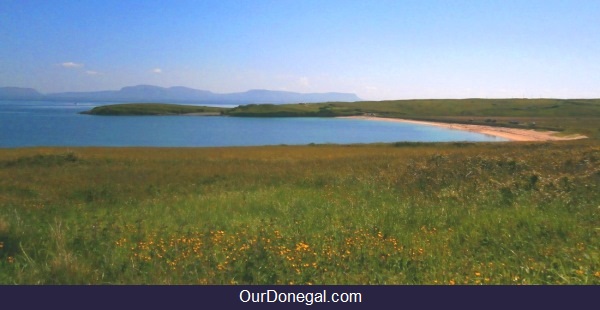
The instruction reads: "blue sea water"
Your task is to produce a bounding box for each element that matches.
[0,101,507,147]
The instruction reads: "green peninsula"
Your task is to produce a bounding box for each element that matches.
[81,103,228,116]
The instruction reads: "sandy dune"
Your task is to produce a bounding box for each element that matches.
[338,116,587,142]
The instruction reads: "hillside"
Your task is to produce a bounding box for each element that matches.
[226,98,600,117]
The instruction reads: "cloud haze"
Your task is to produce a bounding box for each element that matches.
[60,62,84,68]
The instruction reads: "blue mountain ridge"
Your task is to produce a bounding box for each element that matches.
[0,85,361,104]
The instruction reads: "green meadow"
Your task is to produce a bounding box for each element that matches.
[2,99,600,284]
[1,141,598,284]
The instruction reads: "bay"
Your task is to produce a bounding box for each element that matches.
[0,101,507,147]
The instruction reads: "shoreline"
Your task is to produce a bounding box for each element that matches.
[338,116,588,142]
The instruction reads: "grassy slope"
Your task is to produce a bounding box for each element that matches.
[225,98,600,117]
[1,142,599,284]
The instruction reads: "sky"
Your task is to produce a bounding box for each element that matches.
[1,0,599,100]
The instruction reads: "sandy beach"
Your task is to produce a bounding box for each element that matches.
[338,116,588,142]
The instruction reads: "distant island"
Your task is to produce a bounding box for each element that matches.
[0,85,361,104]
[81,103,229,116]
[82,102,356,117]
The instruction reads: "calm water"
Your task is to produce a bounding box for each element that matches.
[0,101,507,147]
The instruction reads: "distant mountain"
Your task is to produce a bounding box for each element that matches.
[0,87,44,100]
[45,85,218,102]
[1,85,361,104]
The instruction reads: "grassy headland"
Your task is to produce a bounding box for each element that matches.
[225,99,600,138]
[85,98,600,118]
[1,141,599,284]
[81,103,228,116]
[83,99,600,138]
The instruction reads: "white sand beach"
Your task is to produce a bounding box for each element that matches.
[338,116,588,142]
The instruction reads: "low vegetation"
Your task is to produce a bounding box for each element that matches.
[1,141,599,284]
[82,103,228,116]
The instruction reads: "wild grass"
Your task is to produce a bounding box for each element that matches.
[1,141,598,284]
[337,98,600,118]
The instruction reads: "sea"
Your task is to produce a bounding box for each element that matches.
[0,100,507,148]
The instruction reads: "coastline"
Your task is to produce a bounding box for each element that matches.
[338,116,588,142]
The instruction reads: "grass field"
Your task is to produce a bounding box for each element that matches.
[1,141,598,284]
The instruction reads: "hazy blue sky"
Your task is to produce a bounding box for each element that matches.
[1,0,599,100]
